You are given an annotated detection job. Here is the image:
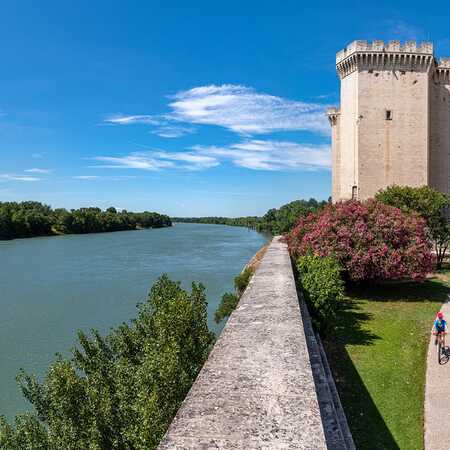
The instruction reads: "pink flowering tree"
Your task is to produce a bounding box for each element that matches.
[287,199,434,282]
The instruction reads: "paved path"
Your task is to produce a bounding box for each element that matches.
[424,298,450,450]
[158,236,328,449]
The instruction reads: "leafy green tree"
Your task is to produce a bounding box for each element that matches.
[256,198,327,234]
[376,185,450,268]
[0,201,53,239]
[0,202,171,240]
[0,275,214,449]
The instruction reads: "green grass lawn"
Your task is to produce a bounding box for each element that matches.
[323,276,449,450]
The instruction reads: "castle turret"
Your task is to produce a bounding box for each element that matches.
[330,40,450,201]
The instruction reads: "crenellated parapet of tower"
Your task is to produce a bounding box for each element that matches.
[434,58,450,83]
[336,40,435,79]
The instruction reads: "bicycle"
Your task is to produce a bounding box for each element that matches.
[435,331,449,365]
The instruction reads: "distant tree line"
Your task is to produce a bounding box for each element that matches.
[0,202,172,240]
[173,198,328,235]
[172,216,260,229]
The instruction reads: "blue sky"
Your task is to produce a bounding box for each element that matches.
[1,1,449,216]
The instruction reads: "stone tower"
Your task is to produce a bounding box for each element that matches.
[329,40,450,202]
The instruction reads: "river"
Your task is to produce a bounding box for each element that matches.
[0,223,268,419]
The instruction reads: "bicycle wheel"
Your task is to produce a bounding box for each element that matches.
[442,345,449,365]
[438,339,442,364]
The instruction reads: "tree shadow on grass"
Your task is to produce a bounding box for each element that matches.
[308,277,450,449]
[323,277,450,449]
[346,278,450,304]
[332,299,379,346]
[322,300,400,449]
[325,345,401,450]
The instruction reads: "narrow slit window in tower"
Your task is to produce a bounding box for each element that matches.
[385,110,393,120]
[352,186,358,200]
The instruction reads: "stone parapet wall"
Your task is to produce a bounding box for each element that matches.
[158,237,342,449]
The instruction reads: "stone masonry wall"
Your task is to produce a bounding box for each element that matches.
[330,40,450,201]
[357,67,430,200]
[430,72,450,194]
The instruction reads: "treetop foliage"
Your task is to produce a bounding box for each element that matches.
[0,275,214,450]
[256,198,328,234]
[375,185,449,224]
[0,201,171,240]
[375,185,450,268]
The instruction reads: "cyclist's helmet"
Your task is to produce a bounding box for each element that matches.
[438,311,444,319]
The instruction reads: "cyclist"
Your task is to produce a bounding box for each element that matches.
[432,311,448,351]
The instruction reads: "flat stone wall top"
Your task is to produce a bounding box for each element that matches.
[158,236,327,450]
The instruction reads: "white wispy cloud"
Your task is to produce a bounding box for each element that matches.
[31,152,45,159]
[152,151,219,169]
[72,175,137,181]
[103,115,197,138]
[90,151,218,171]
[151,125,197,138]
[104,114,160,125]
[194,139,330,170]
[91,155,175,170]
[0,174,41,182]
[25,168,52,174]
[91,139,329,173]
[103,84,329,137]
[99,85,330,171]
[168,84,329,135]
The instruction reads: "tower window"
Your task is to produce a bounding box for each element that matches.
[352,186,358,200]
[385,110,393,120]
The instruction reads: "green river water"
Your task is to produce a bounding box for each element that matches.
[0,223,268,419]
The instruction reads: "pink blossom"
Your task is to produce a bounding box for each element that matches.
[286,199,434,282]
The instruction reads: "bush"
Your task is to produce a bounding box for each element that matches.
[296,254,344,331]
[287,199,434,282]
[214,267,255,324]
[214,293,239,323]
[234,267,254,295]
